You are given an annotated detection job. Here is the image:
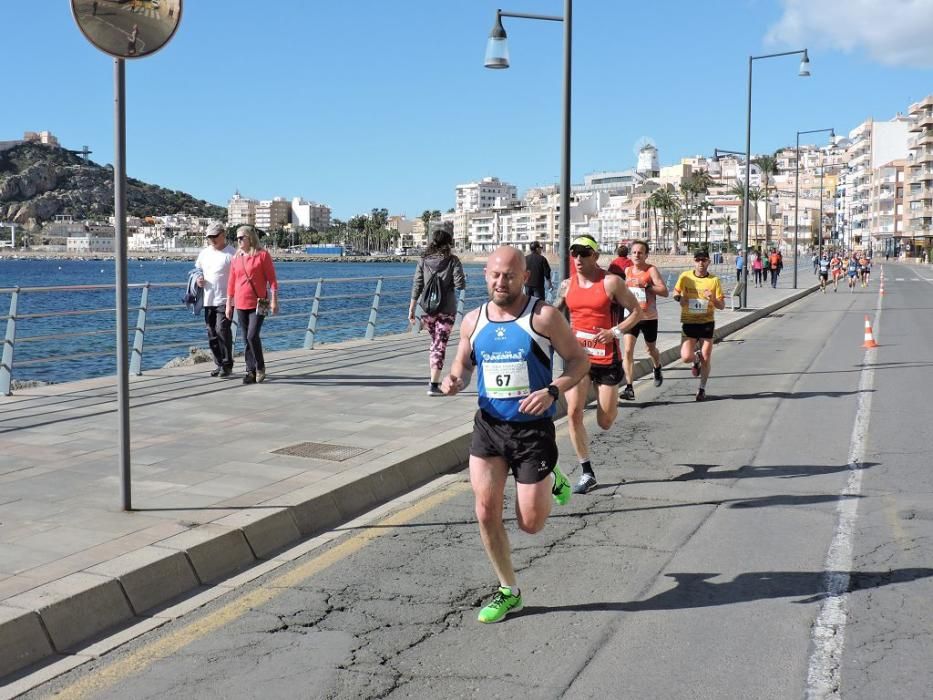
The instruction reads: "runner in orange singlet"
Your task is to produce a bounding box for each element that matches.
[620,240,669,401]
[553,235,642,494]
[829,252,843,292]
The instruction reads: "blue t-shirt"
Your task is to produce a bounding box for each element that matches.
[471,297,554,422]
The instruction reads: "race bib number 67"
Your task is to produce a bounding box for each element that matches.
[483,361,530,398]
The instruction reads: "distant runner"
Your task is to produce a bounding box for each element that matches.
[673,250,725,402]
[859,253,871,287]
[553,235,643,494]
[829,252,843,292]
[846,254,859,291]
[620,239,668,401]
[817,253,831,293]
[442,246,589,624]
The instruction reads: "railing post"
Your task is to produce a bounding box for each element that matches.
[129,283,149,376]
[1,288,19,396]
[303,278,323,349]
[364,278,383,340]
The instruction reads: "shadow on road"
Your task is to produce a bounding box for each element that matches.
[612,461,880,485]
[519,567,933,615]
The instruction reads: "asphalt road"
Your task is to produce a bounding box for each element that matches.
[23,263,933,699]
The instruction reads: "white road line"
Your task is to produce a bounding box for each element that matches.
[895,277,905,281]
[804,300,880,699]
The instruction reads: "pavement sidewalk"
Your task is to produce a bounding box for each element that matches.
[0,278,815,682]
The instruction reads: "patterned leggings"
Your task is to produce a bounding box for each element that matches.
[423,313,456,370]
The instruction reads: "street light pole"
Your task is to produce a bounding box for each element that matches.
[793,127,833,288]
[485,1,572,281]
[741,48,809,308]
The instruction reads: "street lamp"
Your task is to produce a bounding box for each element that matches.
[485,2,572,281]
[71,0,184,510]
[793,128,833,288]
[741,48,810,307]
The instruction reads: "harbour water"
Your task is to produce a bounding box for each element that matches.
[0,258,486,385]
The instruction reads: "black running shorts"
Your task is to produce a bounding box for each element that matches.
[624,319,659,343]
[589,360,625,386]
[470,410,558,484]
[681,322,715,340]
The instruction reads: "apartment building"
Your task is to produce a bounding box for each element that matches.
[227,192,257,227]
[842,116,910,249]
[907,94,933,257]
[255,198,291,233]
[455,177,517,213]
[291,198,331,231]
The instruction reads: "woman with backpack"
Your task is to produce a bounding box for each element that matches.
[408,229,466,396]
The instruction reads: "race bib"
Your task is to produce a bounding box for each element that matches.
[482,360,530,398]
[575,330,607,357]
[687,298,709,315]
[630,286,647,307]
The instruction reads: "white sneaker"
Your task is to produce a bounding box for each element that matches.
[572,473,597,494]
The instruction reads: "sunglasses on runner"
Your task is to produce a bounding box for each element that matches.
[570,247,594,258]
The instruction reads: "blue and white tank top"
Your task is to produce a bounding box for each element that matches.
[471,297,554,422]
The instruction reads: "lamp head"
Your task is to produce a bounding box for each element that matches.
[485,14,509,69]
[798,50,811,77]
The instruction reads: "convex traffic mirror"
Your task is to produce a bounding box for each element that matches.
[71,0,182,59]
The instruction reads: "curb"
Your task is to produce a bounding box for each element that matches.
[0,287,815,684]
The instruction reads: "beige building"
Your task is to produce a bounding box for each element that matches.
[255,198,291,232]
[455,177,517,213]
[227,192,257,227]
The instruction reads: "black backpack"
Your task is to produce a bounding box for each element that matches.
[419,270,445,315]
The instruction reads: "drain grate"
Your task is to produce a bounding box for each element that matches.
[272,441,369,462]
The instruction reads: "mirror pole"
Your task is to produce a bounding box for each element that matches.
[114,57,132,511]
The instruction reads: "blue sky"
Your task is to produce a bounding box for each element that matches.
[3,1,932,220]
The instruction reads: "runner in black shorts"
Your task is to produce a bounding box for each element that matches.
[674,251,725,401]
[470,411,558,483]
[442,245,589,624]
[589,360,625,387]
[620,240,668,400]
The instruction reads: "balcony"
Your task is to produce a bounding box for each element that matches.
[909,206,933,219]
[913,112,933,130]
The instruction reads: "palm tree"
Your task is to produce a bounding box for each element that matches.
[668,203,685,253]
[699,200,713,248]
[748,187,764,248]
[653,187,676,252]
[755,154,779,248]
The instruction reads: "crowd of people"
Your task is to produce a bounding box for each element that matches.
[814,249,872,293]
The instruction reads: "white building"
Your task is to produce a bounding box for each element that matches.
[291,197,331,231]
[455,177,517,213]
[66,234,114,254]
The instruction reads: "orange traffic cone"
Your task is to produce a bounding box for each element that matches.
[863,315,878,348]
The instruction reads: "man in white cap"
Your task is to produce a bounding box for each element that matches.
[195,223,236,377]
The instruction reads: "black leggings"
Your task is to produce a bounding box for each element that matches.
[753,269,763,285]
[237,308,265,373]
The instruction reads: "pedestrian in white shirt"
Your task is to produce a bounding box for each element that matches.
[195,223,236,377]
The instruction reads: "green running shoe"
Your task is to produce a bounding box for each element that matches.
[552,465,571,506]
[477,586,523,623]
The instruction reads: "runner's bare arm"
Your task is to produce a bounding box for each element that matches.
[649,266,669,297]
[442,308,478,395]
[551,279,570,311]
[517,304,589,415]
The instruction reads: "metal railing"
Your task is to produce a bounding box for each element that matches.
[0,276,489,396]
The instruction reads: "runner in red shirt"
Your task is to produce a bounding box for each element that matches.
[554,235,642,494]
[607,243,634,277]
[620,240,669,400]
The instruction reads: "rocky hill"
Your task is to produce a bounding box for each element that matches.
[0,143,225,226]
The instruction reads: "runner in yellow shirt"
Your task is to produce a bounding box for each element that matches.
[673,250,725,401]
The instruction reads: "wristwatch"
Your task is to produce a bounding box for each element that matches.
[546,384,560,401]
[611,326,623,340]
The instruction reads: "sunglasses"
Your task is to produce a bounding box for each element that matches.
[237,236,248,241]
[570,247,594,258]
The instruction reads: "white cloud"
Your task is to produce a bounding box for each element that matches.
[765,0,933,68]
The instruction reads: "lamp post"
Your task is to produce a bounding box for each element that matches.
[485,1,572,281]
[793,128,833,288]
[741,48,810,308]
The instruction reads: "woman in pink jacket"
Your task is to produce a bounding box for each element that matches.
[225,226,279,384]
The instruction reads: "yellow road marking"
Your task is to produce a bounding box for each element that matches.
[53,481,470,700]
